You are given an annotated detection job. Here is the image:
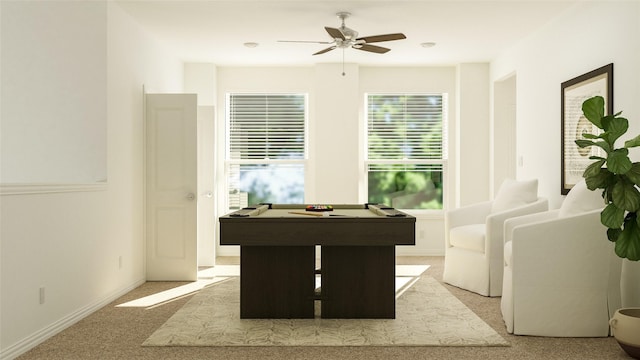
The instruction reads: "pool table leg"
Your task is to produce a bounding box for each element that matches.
[240,245,315,318]
[321,245,395,319]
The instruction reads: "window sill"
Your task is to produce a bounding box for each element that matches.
[400,209,444,220]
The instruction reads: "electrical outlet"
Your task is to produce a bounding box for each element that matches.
[419,230,425,239]
[39,287,45,304]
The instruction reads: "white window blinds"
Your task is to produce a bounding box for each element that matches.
[227,94,306,160]
[367,94,447,160]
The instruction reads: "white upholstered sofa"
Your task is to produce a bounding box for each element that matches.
[443,179,548,297]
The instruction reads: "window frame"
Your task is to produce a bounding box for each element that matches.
[364,92,449,212]
[224,92,308,211]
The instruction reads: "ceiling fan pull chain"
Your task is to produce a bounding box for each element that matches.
[342,49,346,76]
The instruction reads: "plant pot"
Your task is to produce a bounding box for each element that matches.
[610,308,640,359]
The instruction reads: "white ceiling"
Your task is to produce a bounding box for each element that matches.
[115,0,577,66]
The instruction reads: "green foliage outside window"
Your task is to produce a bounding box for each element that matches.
[367,167,443,209]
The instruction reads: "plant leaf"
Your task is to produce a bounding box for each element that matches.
[584,159,606,178]
[615,215,640,261]
[612,179,640,212]
[582,96,605,128]
[607,148,632,174]
[625,134,640,148]
[575,139,611,153]
[596,140,611,153]
[601,203,625,228]
[607,227,622,242]
[601,115,628,146]
[575,139,596,148]
[585,168,613,190]
[625,163,640,187]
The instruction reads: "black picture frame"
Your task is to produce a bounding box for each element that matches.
[560,63,613,195]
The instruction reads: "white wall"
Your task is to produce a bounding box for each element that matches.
[1,1,107,184]
[313,64,361,204]
[492,74,517,194]
[491,1,640,306]
[185,63,217,106]
[491,1,640,209]
[456,63,491,206]
[213,64,487,257]
[0,2,183,358]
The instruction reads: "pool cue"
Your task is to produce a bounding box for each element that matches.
[288,211,325,217]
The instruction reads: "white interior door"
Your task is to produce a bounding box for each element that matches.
[145,93,198,281]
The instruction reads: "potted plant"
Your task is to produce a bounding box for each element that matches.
[576,95,640,261]
[576,95,640,359]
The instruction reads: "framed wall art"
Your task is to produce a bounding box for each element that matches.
[560,63,613,195]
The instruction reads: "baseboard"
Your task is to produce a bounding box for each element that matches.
[1,278,145,360]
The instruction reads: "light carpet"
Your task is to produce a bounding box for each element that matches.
[142,274,509,347]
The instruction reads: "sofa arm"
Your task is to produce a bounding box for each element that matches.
[487,198,549,230]
[504,209,560,244]
[446,200,493,229]
[486,197,549,252]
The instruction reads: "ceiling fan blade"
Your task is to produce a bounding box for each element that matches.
[324,27,345,40]
[355,44,390,54]
[278,40,333,44]
[313,46,336,55]
[356,33,406,43]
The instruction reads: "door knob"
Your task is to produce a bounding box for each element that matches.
[186,193,195,201]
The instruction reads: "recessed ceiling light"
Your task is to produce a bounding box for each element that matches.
[244,42,259,48]
[420,42,436,48]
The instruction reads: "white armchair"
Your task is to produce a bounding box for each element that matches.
[501,180,622,337]
[443,179,548,296]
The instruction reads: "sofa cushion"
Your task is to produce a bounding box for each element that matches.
[492,179,538,213]
[559,179,604,218]
[449,224,485,253]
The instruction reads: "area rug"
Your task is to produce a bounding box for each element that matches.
[142,275,508,347]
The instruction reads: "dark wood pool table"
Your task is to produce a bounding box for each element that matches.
[218,203,416,319]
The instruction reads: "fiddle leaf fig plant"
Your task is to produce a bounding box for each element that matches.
[576,95,640,261]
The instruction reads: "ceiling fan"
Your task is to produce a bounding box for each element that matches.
[279,12,406,57]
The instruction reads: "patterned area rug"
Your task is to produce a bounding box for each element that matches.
[143,276,508,347]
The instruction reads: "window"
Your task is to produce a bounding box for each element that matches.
[366,94,447,210]
[226,93,307,209]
